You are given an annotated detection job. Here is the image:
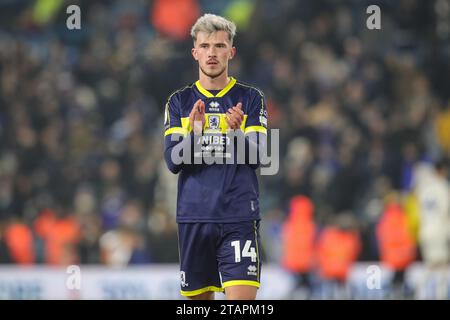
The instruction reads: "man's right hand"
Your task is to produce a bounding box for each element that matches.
[189,99,206,134]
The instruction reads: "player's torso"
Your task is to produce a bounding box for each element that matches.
[175,80,261,223]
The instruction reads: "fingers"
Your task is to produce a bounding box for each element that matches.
[228,104,244,119]
[190,99,201,116]
[228,106,243,117]
[226,111,240,127]
[226,102,244,130]
[232,104,244,117]
[226,117,237,129]
[194,99,202,108]
[190,100,206,119]
[226,107,243,129]
[198,100,205,114]
[190,99,206,134]
[225,117,238,129]
[192,99,205,110]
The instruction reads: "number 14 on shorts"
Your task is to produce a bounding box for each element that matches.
[231,240,257,263]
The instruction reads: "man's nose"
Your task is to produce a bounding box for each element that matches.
[207,47,217,57]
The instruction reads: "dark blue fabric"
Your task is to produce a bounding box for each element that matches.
[178,221,262,293]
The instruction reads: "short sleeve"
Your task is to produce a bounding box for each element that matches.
[164,93,188,137]
[244,89,268,135]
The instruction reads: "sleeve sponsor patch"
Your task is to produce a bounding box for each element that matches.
[259,116,267,127]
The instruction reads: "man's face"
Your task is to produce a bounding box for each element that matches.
[192,31,236,79]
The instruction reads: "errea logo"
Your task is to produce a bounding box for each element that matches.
[247,265,257,276]
[209,101,220,112]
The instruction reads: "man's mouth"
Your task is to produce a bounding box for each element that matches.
[207,60,218,65]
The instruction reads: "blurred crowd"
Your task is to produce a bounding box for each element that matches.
[0,0,449,296]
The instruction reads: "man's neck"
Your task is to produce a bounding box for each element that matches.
[198,72,230,90]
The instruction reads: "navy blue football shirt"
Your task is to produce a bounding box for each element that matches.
[164,77,268,223]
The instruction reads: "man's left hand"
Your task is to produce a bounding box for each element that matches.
[226,102,244,130]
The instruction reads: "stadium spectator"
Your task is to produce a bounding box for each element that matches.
[376,194,417,298]
[316,213,361,298]
[414,157,450,299]
[281,195,316,298]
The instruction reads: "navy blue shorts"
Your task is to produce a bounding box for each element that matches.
[177,220,262,297]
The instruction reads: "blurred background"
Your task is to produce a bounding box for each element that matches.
[0,0,449,299]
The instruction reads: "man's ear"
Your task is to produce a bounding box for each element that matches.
[229,47,236,60]
[192,48,198,61]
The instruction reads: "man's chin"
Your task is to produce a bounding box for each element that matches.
[201,67,225,79]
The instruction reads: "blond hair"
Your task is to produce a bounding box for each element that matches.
[190,14,236,44]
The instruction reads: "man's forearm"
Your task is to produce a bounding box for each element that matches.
[164,132,195,174]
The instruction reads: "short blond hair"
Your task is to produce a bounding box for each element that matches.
[190,14,236,44]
